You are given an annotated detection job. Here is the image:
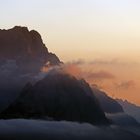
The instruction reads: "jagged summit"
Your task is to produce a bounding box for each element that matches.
[11,26,29,32]
[0,26,61,111]
[0,26,60,73]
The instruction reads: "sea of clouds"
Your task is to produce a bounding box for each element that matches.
[0,119,139,140]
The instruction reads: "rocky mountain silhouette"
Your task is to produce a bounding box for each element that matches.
[91,88,139,125]
[92,87,124,113]
[0,70,108,125]
[117,99,140,123]
[0,26,61,111]
[0,26,60,73]
[107,113,139,126]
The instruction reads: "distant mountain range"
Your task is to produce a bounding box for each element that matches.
[92,87,123,113]
[92,87,139,126]
[117,99,140,123]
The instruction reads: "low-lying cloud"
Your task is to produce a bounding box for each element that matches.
[38,63,115,82]
[0,119,139,140]
[68,58,136,66]
[115,80,135,90]
[86,71,115,80]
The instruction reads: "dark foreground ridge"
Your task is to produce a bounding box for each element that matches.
[0,70,109,125]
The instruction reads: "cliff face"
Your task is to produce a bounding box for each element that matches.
[0,26,60,73]
[0,26,61,111]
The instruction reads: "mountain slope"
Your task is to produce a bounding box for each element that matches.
[117,99,140,123]
[92,87,123,113]
[0,26,60,73]
[0,26,61,112]
[0,70,108,125]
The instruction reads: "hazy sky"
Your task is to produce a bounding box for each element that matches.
[1,0,140,62]
[1,0,140,104]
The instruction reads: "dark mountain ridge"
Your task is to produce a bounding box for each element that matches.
[0,26,61,111]
[0,26,60,73]
[0,70,109,125]
[92,87,124,113]
[117,99,140,123]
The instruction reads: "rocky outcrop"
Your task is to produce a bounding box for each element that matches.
[0,26,61,111]
[0,26,60,73]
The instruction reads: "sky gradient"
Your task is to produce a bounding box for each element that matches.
[1,0,140,104]
[0,0,140,61]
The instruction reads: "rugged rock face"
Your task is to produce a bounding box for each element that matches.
[0,71,108,125]
[0,26,61,112]
[0,26,60,73]
[92,87,124,113]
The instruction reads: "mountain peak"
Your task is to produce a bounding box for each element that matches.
[0,71,109,125]
[0,26,60,73]
[12,26,29,32]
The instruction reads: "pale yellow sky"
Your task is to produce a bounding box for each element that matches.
[45,29,140,62]
[1,0,140,63]
[1,0,140,104]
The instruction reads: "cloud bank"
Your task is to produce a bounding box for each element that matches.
[0,119,139,140]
